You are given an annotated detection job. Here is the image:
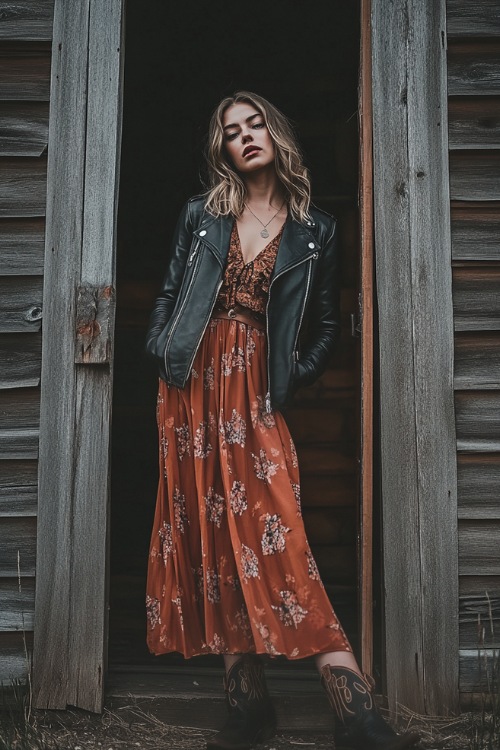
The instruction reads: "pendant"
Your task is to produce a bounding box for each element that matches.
[260,228,269,238]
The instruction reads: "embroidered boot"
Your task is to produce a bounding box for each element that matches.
[320,666,420,750]
[207,655,277,750]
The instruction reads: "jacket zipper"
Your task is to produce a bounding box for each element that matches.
[265,250,318,412]
[187,238,201,266]
[164,246,203,381]
[182,278,224,384]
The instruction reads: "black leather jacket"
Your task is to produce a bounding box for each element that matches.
[145,196,341,411]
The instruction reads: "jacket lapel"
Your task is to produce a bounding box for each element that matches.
[192,211,320,274]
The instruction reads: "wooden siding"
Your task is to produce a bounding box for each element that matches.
[447,0,500,702]
[0,3,54,684]
[372,0,458,715]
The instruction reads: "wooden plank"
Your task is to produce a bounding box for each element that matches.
[455,392,500,452]
[0,1,54,41]
[459,592,500,649]
[0,42,51,100]
[453,267,500,331]
[0,486,37,517]
[449,151,500,201]
[448,41,500,96]
[32,0,92,710]
[0,516,36,577]
[0,631,33,683]
[372,0,458,714]
[458,454,500,519]
[447,0,500,38]
[454,332,500,389]
[459,521,500,575]
[0,578,35,631]
[0,386,39,429]
[0,218,45,275]
[302,507,356,546]
[460,649,499,692]
[74,284,115,363]
[0,333,41,388]
[33,0,126,713]
[296,445,357,476]
[0,428,38,459]
[0,101,49,156]
[0,459,37,488]
[300,475,356,508]
[0,157,47,217]
[65,0,124,713]
[448,97,500,150]
[311,545,357,585]
[0,276,43,332]
[359,0,374,676]
[451,203,500,261]
[287,402,355,443]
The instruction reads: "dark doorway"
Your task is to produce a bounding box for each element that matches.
[110,0,361,676]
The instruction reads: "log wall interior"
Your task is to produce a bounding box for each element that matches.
[447,0,500,698]
[0,0,54,683]
[109,0,361,670]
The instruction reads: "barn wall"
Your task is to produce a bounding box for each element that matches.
[446,0,500,699]
[0,1,54,683]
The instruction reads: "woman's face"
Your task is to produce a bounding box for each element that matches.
[222,102,275,174]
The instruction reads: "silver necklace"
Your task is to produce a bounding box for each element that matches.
[245,200,286,239]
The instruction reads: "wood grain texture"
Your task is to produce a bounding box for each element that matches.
[359,0,375,675]
[454,332,500,389]
[457,454,500,519]
[372,0,458,714]
[0,277,43,332]
[0,631,33,683]
[74,284,115,363]
[0,332,41,388]
[459,521,500,575]
[0,101,49,156]
[448,41,500,96]
[0,428,38,459]
[0,486,37,517]
[0,1,54,40]
[447,0,500,38]
[0,578,35,631]
[33,0,125,713]
[0,157,47,217]
[453,267,500,331]
[449,151,500,201]
[0,218,45,275]
[32,0,92,710]
[0,46,51,100]
[0,517,36,577]
[0,386,39,429]
[459,592,500,648]
[460,649,500,692]
[455,392,500,452]
[448,97,500,149]
[451,203,500,261]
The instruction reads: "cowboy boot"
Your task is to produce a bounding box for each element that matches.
[207,655,277,750]
[320,665,420,750]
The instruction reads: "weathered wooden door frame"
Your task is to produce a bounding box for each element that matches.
[359,0,375,677]
[32,0,125,712]
[371,0,459,715]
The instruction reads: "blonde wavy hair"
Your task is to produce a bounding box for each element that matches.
[204,91,312,223]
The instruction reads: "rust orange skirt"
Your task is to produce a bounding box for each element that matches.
[146,316,351,658]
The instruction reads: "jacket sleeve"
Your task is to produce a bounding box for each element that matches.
[145,200,194,360]
[294,218,341,388]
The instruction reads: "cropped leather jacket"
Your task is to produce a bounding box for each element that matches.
[145,196,341,411]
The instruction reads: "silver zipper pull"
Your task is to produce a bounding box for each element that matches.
[265,392,272,413]
[187,240,200,266]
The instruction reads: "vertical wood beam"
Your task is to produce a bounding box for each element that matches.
[33,0,124,712]
[32,0,91,709]
[371,0,459,714]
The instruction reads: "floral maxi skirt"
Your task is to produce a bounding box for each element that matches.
[146,316,352,658]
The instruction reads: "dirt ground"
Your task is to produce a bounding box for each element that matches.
[0,700,477,750]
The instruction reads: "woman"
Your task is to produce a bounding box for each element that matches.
[145,92,419,750]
